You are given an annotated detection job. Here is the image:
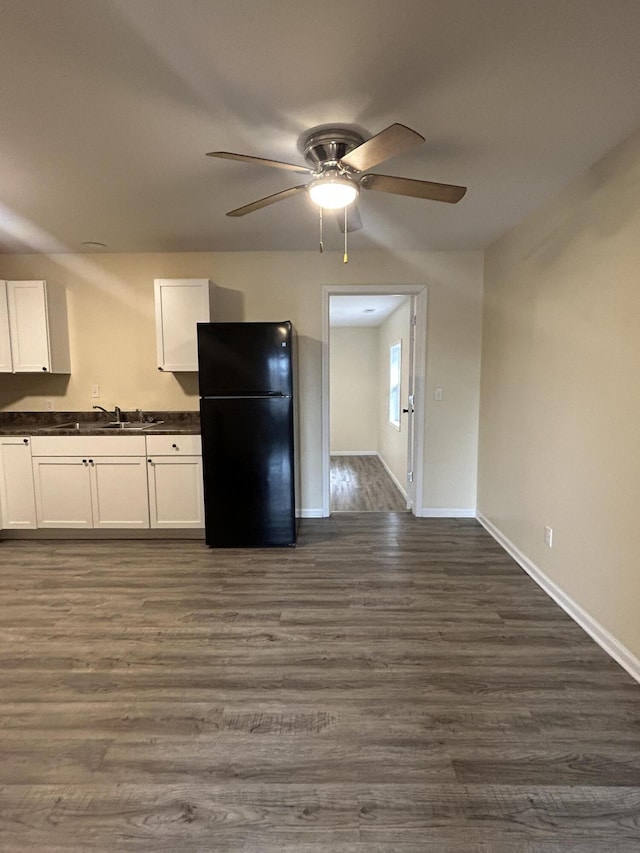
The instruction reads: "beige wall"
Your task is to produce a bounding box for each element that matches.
[329,326,378,453]
[378,299,411,491]
[0,249,483,514]
[479,127,640,661]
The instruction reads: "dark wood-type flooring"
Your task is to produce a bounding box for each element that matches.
[330,454,407,511]
[0,515,639,851]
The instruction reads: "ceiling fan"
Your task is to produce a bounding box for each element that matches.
[206,123,467,235]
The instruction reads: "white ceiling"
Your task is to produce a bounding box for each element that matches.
[330,295,408,327]
[2,0,640,255]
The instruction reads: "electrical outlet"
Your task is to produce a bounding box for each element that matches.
[544,526,553,548]
[91,385,100,398]
[45,399,54,411]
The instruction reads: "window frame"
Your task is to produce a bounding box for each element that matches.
[389,339,402,431]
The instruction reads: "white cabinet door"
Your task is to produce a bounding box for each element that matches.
[154,279,212,372]
[33,457,93,528]
[147,456,204,528]
[90,456,150,529]
[6,280,51,372]
[32,455,149,529]
[0,437,36,529]
[0,282,12,372]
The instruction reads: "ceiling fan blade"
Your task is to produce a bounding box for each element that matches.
[226,185,308,217]
[340,123,425,172]
[360,173,467,203]
[207,151,312,174]
[335,203,363,233]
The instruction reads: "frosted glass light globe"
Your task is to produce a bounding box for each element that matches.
[308,174,359,209]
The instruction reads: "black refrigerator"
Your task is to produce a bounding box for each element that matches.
[197,321,297,547]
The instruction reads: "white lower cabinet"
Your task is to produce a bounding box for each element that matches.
[30,435,150,529]
[146,434,204,528]
[3,432,202,532]
[32,456,150,529]
[32,457,93,528]
[90,457,150,528]
[0,436,37,529]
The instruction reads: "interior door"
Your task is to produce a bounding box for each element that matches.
[405,297,417,511]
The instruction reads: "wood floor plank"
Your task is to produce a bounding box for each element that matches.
[330,455,407,511]
[0,514,639,850]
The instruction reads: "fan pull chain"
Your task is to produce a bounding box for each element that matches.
[319,207,324,253]
[343,206,348,263]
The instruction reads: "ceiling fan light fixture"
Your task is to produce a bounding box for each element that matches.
[308,172,359,209]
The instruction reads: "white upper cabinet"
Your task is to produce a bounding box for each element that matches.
[0,284,12,372]
[154,278,214,372]
[0,280,70,373]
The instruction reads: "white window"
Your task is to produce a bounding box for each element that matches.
[389,340,401,430]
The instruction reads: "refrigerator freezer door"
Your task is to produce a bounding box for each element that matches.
[197,322,292,397]
[200,396,295,547]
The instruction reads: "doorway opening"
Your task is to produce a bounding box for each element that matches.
[321,284,427,517]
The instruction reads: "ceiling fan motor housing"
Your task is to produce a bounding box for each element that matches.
[303,128,365,172]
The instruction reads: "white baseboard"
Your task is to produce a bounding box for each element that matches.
[477,511,640,685]
[420,507,477,518]
[330,450,377,456]
[377,453,407,500]
[298,509,324,518]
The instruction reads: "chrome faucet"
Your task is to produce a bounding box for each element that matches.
[93,404,122,422]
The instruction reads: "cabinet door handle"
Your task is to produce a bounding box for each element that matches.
[23,438,29,445]
[82,459,87,464]
[42,366,48,371]
[172,443,178,449]
[147,458,153,464]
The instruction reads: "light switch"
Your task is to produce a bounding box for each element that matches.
[434,387,443,401]
[91,385,100,398]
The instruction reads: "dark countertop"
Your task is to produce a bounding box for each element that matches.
[0,411,200,436]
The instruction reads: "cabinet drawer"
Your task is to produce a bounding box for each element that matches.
[145,434,201,456]
[30,435,146,456]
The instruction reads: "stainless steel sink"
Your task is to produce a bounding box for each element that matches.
[39,422,90,432]
[100,422,152,430]
[102,421,164,430]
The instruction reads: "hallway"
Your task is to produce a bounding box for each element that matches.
[330,454,407,512]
